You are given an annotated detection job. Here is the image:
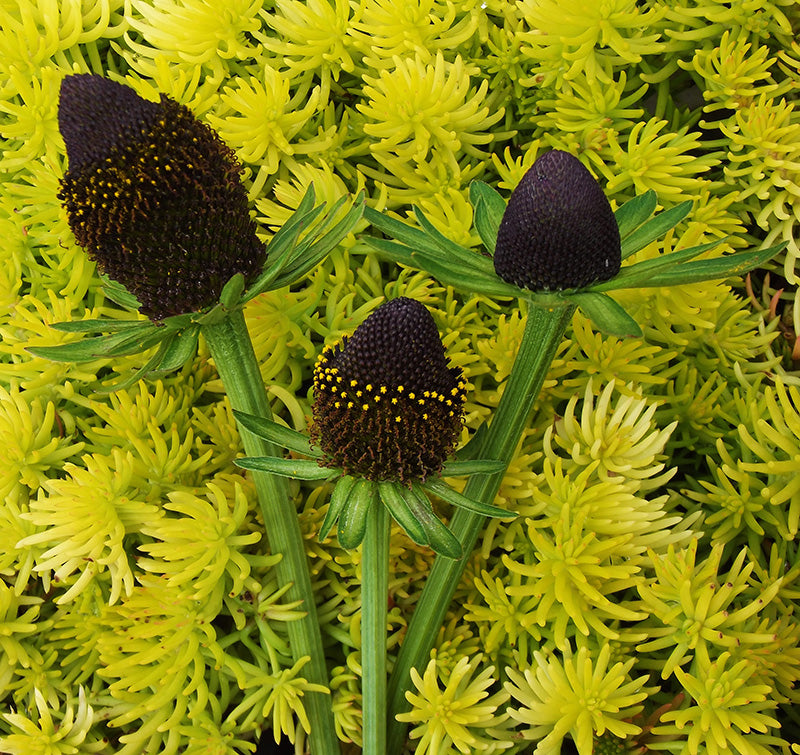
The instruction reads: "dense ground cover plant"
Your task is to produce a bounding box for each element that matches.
[1,1,800,754]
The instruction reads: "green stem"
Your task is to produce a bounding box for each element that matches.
[202,309,340,755]
[362,492,390,755]
[386,301,575,755]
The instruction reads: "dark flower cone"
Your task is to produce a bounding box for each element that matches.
[493,150,621,291]
[57,74,265,320]
[312,297,466,484]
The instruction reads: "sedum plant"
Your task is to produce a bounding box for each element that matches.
[2,2,800,754]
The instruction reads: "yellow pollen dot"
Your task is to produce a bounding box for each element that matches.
[391,398,398,405]
[397,386,404,393]
[335,402,341,408]
[366,384,372,391]
[347,402,354,408]
[423,413,428,420]
[362,404,369,410]
[418,399,425,405]
[356,390,363,398]
[380,386,387,394]
[374,396,381,402]
[350,379,358,387]
[395,416,402,422]
[438,395,445,402]
[408,392,416,399]
[424,391,431,397]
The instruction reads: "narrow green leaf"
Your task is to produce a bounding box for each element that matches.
[49,319,148,334]
[364,206,436,253]
[637,242,786,287]
[440,459,507,476]
[27,324,164,362]
[614,190,657,240]
[407,484,462,559]
[409,252,520,298]
[235,456,333,480]
[232,411,318,457]
[569,292,642,338]
[621,200,692,259]
[270,193,365,288]
[454,423,489,461]
[592,238,725,293]
[469,181,507,254]
[94,335,176,394]
[101,325,169,357]
[100,275,143,311]
[378,482,428,547]
[319,475,356,541]
[337,479,376,549]
[152,326,200,373]
[412,206,495,273]
[423,478,516,519]
[219,273,245,309]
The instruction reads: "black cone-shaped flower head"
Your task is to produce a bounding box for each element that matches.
[493,149,621,291]
[57,74,265,320]
[312,297,467,484]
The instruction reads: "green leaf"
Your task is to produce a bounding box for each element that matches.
[101,325,170,357]
[454,423,489,461]
[319,475,356,541]
[27,323,165,362]
[269,192,365,289]
[378,482,428,547]
[569,292,642,338]
[621,200,692,259]
[407,484,462,559]
[469,180,507,254]
[423,478,517,519]
[412,206,495,273]
[614,190,657,240]
[235,456,333,480]
[219,273,245,309]
[49,319,148,334]
[100,274,143,311]
[409,251,519,298]
[592,238,725,292]
[337,479,376,549]
[152,326,199,373]
[94,334,177,394]
[232,411,318,457]
[637,242,787,287]
[440,459,507,476]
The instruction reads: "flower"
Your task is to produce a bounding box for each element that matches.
[311,296,466,483]
[493,150,621,291]
[57,73,266,320]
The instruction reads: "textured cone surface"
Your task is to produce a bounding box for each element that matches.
[312,298,466,483]
[493,150,621,291]
[58,74,265,320]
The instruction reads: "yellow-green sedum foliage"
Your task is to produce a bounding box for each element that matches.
[1,1,800,753]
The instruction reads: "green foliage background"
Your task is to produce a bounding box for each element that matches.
[1,0,800,753]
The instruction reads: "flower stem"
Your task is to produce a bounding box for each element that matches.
[201,309,340,755]
[361,491,390,755]
[385,301,576,754]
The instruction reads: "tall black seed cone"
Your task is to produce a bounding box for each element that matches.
[312,297,467,484]
[57,74,266,320]
[493,149,621,291]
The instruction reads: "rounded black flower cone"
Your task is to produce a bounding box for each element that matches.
[493,149,621,291]
[58,74,265,320]
[312,297,467,484]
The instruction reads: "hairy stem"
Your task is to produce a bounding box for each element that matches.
[202,309,340,755]
[386,301,575,754]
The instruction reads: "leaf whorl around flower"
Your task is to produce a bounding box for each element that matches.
[57,74,266,320]
[493,150,621,291]
[311,298,466,484]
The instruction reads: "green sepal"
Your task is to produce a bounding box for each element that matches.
[454,423,489,461]
[151,325,200,374]
[232,411,319,458]
[592,238,725,293]
[48,318,147,334]
[266,191,366,292]
[411,206,495,274]
[378,482,428,548]
[423,477,517,519]
[469,180,507,254]
[408,483,462,559]
[100,274,142,311]
[235,456,333,480]
[319,475,357,541]
[628,242,787,288]
[219,273,246,310]
[27,322,163,362]
[337,479,376,550]
[614,190,657,241]
[440,459,507,477]
[94,334,177,394]
[620,200,693,259]
[568,292,643,338]
[408,250,519,298]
